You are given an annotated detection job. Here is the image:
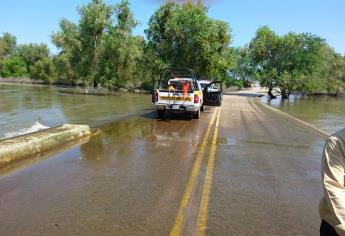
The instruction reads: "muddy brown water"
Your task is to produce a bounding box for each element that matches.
[1,84,343,138]
[0,84,151,139]
[0,85,338,235]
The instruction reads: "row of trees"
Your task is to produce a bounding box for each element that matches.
[0,33,53,81]
[249,26,345,98]
[1,0,232,90]
[231,26,345,98]
[0,0,344,97]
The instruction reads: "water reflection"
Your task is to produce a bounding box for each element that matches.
[80,118,153,161]
[79,115,200,162]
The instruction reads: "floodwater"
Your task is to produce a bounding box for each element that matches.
[0,84,336,235]
[0,95,325,235]
[0,84,151,139]
[262,95,345,134]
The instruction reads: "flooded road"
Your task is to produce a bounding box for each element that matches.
[0,84,151,139]
[262,95,345,134]
[0,94,325,235]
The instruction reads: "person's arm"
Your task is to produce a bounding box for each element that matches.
[322,136,345,235]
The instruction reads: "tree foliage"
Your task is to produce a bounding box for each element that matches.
[229,47,256,87]
[1,1,344,96]
[30,57,57,82]
[52,0,142,89]
[1,56,27,77]
[0,33,16,57]
[17,43,50,75]
[0,32,17,70]
[249,26,326,98]
[0,33,54,81]
[145,1,232,80]
[321,46,345,95]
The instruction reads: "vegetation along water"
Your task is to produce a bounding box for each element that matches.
[0,0,344,98]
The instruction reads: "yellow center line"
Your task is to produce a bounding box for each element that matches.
[196,108,221,236]
[170,107,218,236]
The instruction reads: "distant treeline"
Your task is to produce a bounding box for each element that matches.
[0,0,344,97]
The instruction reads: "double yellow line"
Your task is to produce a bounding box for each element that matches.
[170,107,221,236]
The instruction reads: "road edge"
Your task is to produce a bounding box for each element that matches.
[255,98,330,138]
[0,124,92,169]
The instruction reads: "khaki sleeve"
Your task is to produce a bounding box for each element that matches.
[322,136,345,235]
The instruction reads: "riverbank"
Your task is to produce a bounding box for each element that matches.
[0,77,47,85]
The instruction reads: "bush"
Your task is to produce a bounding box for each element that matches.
[30,57,56,82]
[225,78,243,88]
[0,57,27,77]
[243,80,251,88]
[139,80,153,91]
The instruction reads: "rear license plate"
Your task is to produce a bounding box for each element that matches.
[172,105,180,110]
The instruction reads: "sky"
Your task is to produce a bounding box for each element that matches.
[0,0,344,55]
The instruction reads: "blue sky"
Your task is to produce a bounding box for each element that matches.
[0,0,344,54]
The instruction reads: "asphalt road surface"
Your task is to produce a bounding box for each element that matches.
[0,95,326,236]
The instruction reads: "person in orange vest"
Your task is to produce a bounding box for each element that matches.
[182,81,190,97]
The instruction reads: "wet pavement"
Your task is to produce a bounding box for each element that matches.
[261,94,345,134]
[0,96,325,235]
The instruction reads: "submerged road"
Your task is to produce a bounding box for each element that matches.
[0,96,325,236]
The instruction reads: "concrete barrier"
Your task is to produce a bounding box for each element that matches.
[0,124,91,169]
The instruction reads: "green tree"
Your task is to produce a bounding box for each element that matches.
[248,26,280,98]
[145,1,232,79]
[137,41,167,90]
[1,56,27,77]
[51,19,81,84]
[16,43,50,75]
[0,32,17,56]
[98,0,141,90]
[78,0,113,87]
[230,47,256,87]
[30,57,57,82]
[249,26,325,99]
[52,0,141,89]
[52,53,79,84]
[0,34,56,81]
[321,46,345,95]
[0,32,17,71]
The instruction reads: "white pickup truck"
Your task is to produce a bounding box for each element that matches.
[152,68,204,119]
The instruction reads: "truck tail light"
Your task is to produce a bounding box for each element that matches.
[194,94,199,104]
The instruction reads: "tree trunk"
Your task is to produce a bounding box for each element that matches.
[281,88,290,99]
[268,84,277,99]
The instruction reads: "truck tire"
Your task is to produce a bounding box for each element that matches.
[194,109,200,119]
[157,110,165,119]
[216,94,222,106]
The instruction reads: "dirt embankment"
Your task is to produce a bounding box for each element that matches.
[0,77,46,84]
